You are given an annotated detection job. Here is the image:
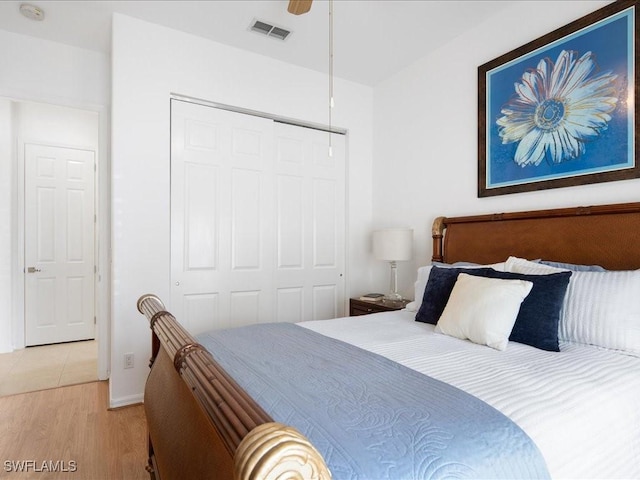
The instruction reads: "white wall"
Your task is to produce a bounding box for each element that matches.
[0,29,108,107]
[0,99,13,352]
[111,14,374,407]
[0,29,110,376]
[372,0,637,298]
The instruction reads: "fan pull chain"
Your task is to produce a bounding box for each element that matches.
[328,0,334,158]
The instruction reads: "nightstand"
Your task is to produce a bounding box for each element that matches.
[349,298,410,316]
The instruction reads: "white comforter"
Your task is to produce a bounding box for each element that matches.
[300,311,640,479]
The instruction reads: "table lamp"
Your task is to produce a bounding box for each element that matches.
[372,228,413,302]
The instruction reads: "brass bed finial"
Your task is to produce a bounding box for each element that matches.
[235,422,332,480]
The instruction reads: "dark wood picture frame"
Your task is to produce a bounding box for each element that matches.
[478,0,639,197]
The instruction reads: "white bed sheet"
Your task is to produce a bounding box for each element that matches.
[300,311,640,479]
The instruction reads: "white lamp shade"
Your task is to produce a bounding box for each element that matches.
[372,228,413,261]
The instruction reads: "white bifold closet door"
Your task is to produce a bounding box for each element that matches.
[170,100,346,335]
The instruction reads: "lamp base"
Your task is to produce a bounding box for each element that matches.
[382,293,405,308]
[383,261,404,306]
[383,292,403,301]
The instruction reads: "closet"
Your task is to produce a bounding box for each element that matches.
[170,99,346,334]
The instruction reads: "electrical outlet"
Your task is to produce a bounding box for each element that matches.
[124,353,134,369]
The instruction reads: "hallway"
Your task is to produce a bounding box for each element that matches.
[0,340,97,397]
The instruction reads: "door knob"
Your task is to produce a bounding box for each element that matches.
[27,267,41,273]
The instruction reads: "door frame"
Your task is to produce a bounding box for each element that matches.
[10,97,109,381]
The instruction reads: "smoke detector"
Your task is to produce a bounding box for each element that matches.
[19,3,45,21]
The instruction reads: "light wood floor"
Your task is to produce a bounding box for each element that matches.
[0,381,148,480]
[0,340,98,397]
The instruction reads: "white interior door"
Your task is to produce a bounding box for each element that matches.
[24,143,95,346]
[170,100,346,334]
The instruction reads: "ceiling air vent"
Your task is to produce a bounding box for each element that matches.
[250,19,291,41]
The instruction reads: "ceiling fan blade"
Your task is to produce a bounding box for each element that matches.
[287,0,312,15]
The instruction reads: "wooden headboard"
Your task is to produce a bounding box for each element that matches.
[432,202,640,270]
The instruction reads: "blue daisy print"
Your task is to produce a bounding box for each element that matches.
[497,50,619,167]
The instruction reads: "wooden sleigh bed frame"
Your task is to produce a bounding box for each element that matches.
[137,201,640,480]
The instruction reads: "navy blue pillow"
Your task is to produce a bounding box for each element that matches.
[415,267,496,325]
[415,266,572,351]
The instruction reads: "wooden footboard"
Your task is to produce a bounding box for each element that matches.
[137,294,331,480]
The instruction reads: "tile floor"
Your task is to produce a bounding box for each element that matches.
[0,339,98,397]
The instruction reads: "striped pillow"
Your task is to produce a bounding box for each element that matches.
[506,257,640,356]
[559,270,640,356]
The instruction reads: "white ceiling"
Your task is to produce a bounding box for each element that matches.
[0,0,512,86]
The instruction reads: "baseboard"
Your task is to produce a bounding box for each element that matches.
[109,392,144,409]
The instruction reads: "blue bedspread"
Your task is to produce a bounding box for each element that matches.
[197,323,549,479]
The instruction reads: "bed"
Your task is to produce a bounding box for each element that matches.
[137,201,640,479]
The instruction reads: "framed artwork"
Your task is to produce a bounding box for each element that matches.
[478,0,639,197]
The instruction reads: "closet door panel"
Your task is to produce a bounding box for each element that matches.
[274,123,346,322]
[171,101,273,333]
[171,100,345,334]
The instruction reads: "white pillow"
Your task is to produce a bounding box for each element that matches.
[559,269,640,355]
[506,256,640,356]
[405,266,432,312]
[505,256,565,274]
[405,261,507,312]
[434,273,533,351]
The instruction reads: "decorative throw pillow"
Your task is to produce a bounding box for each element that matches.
[481,268,572,352]
[505,256,564,275]
[507,256,640,356]
[406,262,506,313]
[415,266,496,324]
[434,274,533,351]
[557,269,640,356]
[417,265,572,351]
